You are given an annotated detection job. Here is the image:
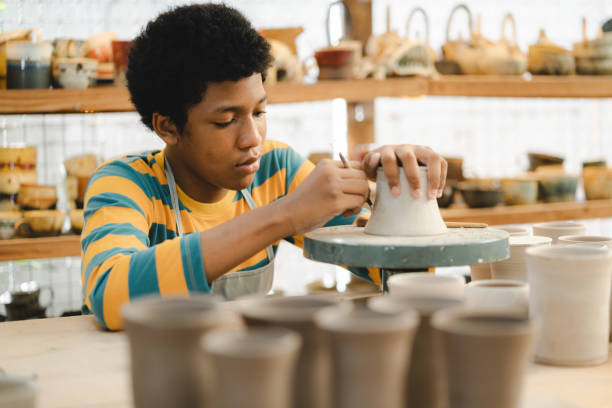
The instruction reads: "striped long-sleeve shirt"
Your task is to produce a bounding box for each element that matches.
[81,140,380,330]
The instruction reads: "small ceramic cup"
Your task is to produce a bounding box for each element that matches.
[532,221,586,243]
[388,272,465,300]
[491,235,552,281]
[464,280,529,318]
[470,226,531,281]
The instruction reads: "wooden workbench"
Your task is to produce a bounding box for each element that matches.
[0,315,610,407]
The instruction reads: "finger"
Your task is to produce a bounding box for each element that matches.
[424,154,442,199]
[396,147,421,198]
[338,178,370,197]
[380,148,401,196]
[363,151,381,180]
[439,158,448,198]
[342,207,363,218]
[338,167,368,180]
[340,193,367,215]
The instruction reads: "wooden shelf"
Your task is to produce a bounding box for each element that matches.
[2,75,611,114]
[2,200,612,261]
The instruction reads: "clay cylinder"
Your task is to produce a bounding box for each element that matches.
[236,295,347,408]
[368,296,462,408]
[388,272,465,300]
[431,309,533,408]
[314,305,419,408]
[526,244,612,365]
[491,236,552,281]
[366,167,447,236]
[465,280,529,318]
[470,226,530,281]
[532,221,586,243]
[202,327,302,408]
[122,296,242,408]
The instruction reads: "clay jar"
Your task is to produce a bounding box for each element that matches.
[431,308,533,408]
[236,295,346,408]
[368,296,462,408]
[121,296,243,408]
[526,245,612,365]
[202,327,302,408]
[470,226,531,281]
[388,272,465,300]
[365,166,447,236]
[464,280,529,318]
[314,305,419,408]
[532,221,586,243]
[491,236,552,281]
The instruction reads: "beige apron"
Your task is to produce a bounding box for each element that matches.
[165,156,275,300]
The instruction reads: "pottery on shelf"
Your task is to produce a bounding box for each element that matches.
[457,181,504,208]
[583,166,612,200]
[528,29,575,75]
[536,172,579,203]
[500,177,538,206]
[69,209,84,234]
[527,152,564,172]
[0,211,21,240]
[526,244,612,366]
[314,305,419,408]
[16,210,65,237]
[465,280,529,318]
[439,4,474,73]
[17,183,57,210]
[431,308,533,408]
[491,235,552,281]
[532,221,586,243]
[368,296,462,408]
[202,327,302,408]
[365,166,447,236]
[236,295,347,408]
[122,295,243,408]
[387,272,465,300]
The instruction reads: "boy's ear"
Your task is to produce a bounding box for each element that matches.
[152,113,180,146]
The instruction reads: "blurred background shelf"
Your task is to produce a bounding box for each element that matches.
[2,75,612,114]
[0,235,81,262]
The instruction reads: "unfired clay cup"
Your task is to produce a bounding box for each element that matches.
[470,226,530,281]
[122,295,243,408]
[314,305,419,408]
[368,296,462,408]
[202,327,302,408]
[0,376,36,408]
[526,244,612,365]
[236,295,347,408]
[431,308,533,408]
[465,280,529,318]
[491,236,552,281]
[388,272,465,300]
[532,221,586,243]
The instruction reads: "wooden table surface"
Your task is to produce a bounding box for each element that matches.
[1,315,611,408]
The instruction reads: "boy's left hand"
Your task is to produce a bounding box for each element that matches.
[362,145,447,200]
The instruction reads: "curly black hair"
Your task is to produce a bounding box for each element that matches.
[127,3,272,133]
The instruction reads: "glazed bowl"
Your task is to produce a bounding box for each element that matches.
[315,48,354,80]
[55,57,98,89]
[69,209,84,234]
[0,211,21,240]
[17,183,57,210]
[437,182,456,208]
[17,210,65,237]
[500,177,538,206]
[458,182,504,208]
[536,174,579,203]
[582,167,612,200]
[527,152,564,172]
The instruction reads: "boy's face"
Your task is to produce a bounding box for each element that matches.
[175,73,267,193]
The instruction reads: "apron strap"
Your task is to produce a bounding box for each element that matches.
[164,156,184,237]
[241,189,275,262]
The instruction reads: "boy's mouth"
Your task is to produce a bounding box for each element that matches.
[236,156,260,174]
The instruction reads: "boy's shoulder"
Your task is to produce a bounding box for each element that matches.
[90,150,164,192]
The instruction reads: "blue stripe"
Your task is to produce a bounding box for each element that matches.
[324,208,369,227]
[238,245,278,271]
[85,192,146,219]
[88,266,111,329]
[148,222,177,245]
[82,223,150,253]
[128,247,160,298]
[181,232,210,292]
[83,247,138,298]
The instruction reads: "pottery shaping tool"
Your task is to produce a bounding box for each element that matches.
[338,152,373,208]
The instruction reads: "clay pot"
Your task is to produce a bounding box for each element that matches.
[69,209,84,234]
[388,272,465,300]
[436,182,456,209]
[465,280,529,318]
[500,177,538,205]
[236,295,347,408]
[458,182,503,208]
[583,167,612,200]
[16,210,65,237]
[491,235,552,281]
[470,227,530,281]
[366,167,447,236]
[17,183,57,210]
[431,308,533,408]
[202,327,302,408]
[0,375,37,408]
[0,211,21,239]
[528,30,575,75]
[527,152,564,172]
[532,221,586,243]
[536,173,579,203]
[122,296,243,408]
[314,305,419,408]
[368,296,462,408]
[526,245,612,365]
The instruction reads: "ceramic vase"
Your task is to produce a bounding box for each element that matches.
[368,296,462,408]
[236,295,346,408]
[388,272,465,300]
[532,221,586,243]
[526,245,612,365]
[431,308,533,408]
[122,296,242,408]
[314,305,419,408]
[0,376,36,408]
[464,280,529,318]
[202,327,302,408]
[365,167,447,236]
[470,226,530,281]
[491,236,552,281]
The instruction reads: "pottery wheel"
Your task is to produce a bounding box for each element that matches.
[304,226,509,269]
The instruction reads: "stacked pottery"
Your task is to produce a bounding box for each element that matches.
[431,308,533,408]
[526,245,612,365]
[121,296,243,408]
[491,235,552,281]
[236,295,346,408]
[314,305,419,408]
[532,221,586,243]
[470,226,530,281]
[202,327,302,408]
[387,272,465,300]
[464,280,529,318]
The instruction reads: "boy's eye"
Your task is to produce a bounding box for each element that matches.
[213,118,235,128]
[254,110,267,117]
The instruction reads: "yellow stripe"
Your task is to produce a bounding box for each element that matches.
[102,256,131,330]
[250,168,286,207]
[84,252,123,310]
[82,206,149,237]
[85,176,152,220]
[288,161,314,193]
[129,159,157,177]
[262,140,288,154]
[156,240,189,295]
[367,267,382,286]
[83,234,146,277]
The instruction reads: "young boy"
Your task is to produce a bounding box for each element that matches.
[81,3,447,330]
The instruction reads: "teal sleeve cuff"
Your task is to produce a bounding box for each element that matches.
[180,232,211,293]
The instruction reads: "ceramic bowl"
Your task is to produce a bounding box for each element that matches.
[69,209,84,234]
[536,174,579,203]
[500,178,538,206]
[17,210,65,237]
[532,221,586,243]
[314,48,354,67]
[0,211,21,239]
[582,167,612,200]
[55,57,98,89]
[458,182,504,208]
[17,183,57,210]
[527,152,564,172]
[437,182,456,208]
[63,154,100,178]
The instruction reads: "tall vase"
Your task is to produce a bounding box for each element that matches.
[202,327,302,408]
[315,305,419,408]
[387,272,465,300]
[526,244,612,365]
[365,166,447,236]
[122,295,242,408]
